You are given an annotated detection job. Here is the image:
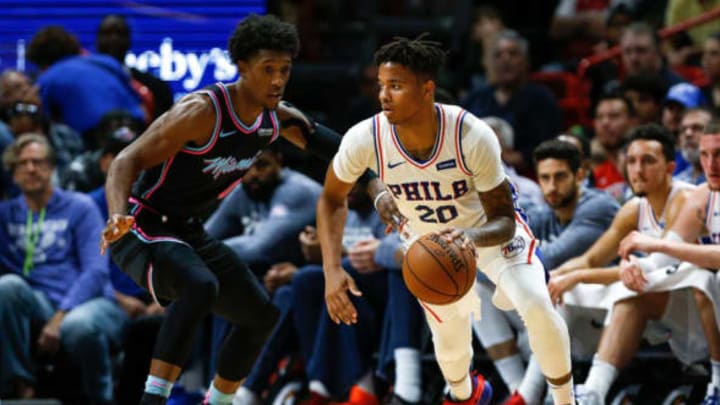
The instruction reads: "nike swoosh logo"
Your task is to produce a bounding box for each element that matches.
[219,129,237,137]
[387,161,406,169]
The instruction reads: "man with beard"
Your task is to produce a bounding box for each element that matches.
[674,108,713,185]
[618,120,720,404]
[205,144,322,278]
[474,140,619,405]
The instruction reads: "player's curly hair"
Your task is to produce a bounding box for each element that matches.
[27,26,81,69]
[374,34,446,80]
[228,14,299,62]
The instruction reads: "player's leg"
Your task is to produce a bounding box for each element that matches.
[472,281,525,396]
[422,296,492,405]
[579,292,668,403]
[693,289,720,401]
[200,238,280,405]
[493,261,573,405]
[111,235,221,404]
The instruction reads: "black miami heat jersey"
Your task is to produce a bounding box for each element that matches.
[131,83,280,219]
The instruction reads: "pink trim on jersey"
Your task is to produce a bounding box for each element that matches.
[142,156,176,200]
[269,110,281,143]
[420,301,443,323]
[374,115,385,180]
[146,264,161,307]
[453,109,472,176]
[218,84,263,134]
[527,238,536,264]
[218,178,243,199]
[390,105,445,169]
[131,225,189,247]
[182,90,222,155]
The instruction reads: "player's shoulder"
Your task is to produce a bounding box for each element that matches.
[343,115,378,142]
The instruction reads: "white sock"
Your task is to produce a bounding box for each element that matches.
[584,357,618,402]
[394,348,422,402]
[207,383,235,405]
[309,380,330,397]
[495,353,525,393]
[233,386,261,405]
[356,370,375,394]
[712,359,720,388]
[548,375,574,405]
[518,356,545,404]
[448,374,472,401]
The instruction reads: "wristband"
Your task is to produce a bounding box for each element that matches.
[373,190,389,210]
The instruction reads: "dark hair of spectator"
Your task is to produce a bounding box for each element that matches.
[626,124,676,162]
[2,133,56,173]
[374,34,447,81]
[621,74,667,103]
[595,91,636,117]
[27,26,81,69]
[622,22,661,50]
[533,139,582,173]
[228,14,299,63]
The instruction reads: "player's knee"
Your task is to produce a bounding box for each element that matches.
[187,277,220,309]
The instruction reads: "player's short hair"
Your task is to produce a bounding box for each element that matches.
[533,139,582,173]
[3,133,56,173]
[626,123,676,162]
[27,26,81,69]
[374,34,446,81]
[228,14,299,62]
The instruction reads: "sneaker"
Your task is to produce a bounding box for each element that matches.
[574,385,602,405]
[661,385,692,405]
[298,392,331,405]
[702,385,720,405]
[441,374,493,405]
[501,391,526,405]
[332,385,379,405]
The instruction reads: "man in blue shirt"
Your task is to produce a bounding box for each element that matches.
[0,134,126,403]
[474,139,619,405]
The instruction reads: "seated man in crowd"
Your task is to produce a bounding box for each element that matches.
[0,134,125,403]
[674,107,713,185]
[474,139,619,405]
[617,119,720,404]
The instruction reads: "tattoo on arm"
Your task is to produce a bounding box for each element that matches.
[466,180,516,247]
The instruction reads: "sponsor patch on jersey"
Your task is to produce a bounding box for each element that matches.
[258,128,274,137]
[501,236,526,258]
[436,159,457,171]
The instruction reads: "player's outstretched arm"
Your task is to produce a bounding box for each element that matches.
[276,101,341,160]
[102,94,215,250]
[466,180,516,247]
[317,163,361,325]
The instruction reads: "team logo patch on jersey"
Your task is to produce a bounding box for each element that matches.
[501,236,526,258]
[258,128,274,137]
[436,159,457,171]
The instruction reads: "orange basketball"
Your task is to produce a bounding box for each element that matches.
[402,233,477,305]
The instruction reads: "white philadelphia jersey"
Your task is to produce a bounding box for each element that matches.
[705,190,720,244]
[637,180,694,238]
[333,104,506,236]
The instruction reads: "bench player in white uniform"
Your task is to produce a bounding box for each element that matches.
[619,121,720,405]
[316,36,575,405]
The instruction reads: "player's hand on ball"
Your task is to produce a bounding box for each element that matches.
[101,214,135,254]
[324,268,362,325]
[434,228,476,257]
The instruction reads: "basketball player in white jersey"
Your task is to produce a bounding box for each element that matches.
[316,36,575,405]
[549,125,719,405]
[618,121,720,404]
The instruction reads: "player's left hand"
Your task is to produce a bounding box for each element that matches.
[620,257,647,292]
[434,228,477,257]
[101,214,135,254]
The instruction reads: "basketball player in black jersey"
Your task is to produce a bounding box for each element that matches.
[100,14,392,405]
